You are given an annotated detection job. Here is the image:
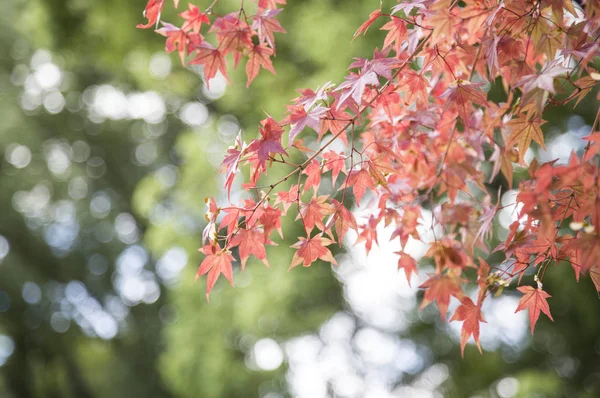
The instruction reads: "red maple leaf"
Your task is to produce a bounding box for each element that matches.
[246,44,276,87]
[395,252,419,286]
[290,235,338,269]
[211,14,253,66]
[322,151,347,186]
[137,0,165,29]
[356,215,380,254]
[319,107,351,145]
[419,274,465,321]
[390,206,421,247]
[380,18,407,54]
[440,80,488,126]
[274,184,300,214]
[179,3,210,34]
[156,23,194,66]
[328,199,357,245]
[196,244,235,300]
[189,42,229,88]
[229,227,270,269]
[298,196,334,232]
[257,0,286,9]
[246,117,288,171]
[302,160,322,194]
[353,9,382,39]
[450,297,486,356]
[515,285,554,334]
[219,206,242,236]
[259,205,283,239]
[402,70,430,105]
[344,168,375,206]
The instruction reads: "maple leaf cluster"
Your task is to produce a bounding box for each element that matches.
[139,0,600,355]
[137,0,285,87]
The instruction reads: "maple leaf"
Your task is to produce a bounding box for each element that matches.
[390,206,421,247]
[327,199,357,245]
[246,117,288,171]
[179,3,210,33]
[302,160,322,194]
[391,0,426,16]
[344,168,375,206]
[506,114,546,164]
[402,70,430,105]
[322,151,347,186]
[380,18,407,54]
[246,44,276,87]
[353,9,382,39]
[282,104,328,144]
[219,205,241,236]
[419,274,465,321]
[563,233,600,274]
[395,252,419,286]
[290,235,338,269]
[137,0,165,29]
[220,134,246,199]
[484,33,502,77]
[319,107,352,145]
[252,8,286,49]
[335,70,380,108]
[356,215,380,254]
[516,59,568,95]
[210,14,254,66]
[259,205,283,239]
[427,8,455,46]
[156,23,192,66]
[450,297,486,356]
[229,227,270,269]
[440,80,488,126]
[298,196,334,232]
[515,285,554,334]
[274,184,300,214]
[257,0,286,9]
[189,42,229,88]
[489,145,516,187]
[197,244,235,300]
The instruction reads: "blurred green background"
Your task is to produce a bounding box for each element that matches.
[0,0,599,397]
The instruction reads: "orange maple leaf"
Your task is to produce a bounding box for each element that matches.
[298,196,335,232]
[515,285,553,334]
[450,297,486,356]
[395,252,419,287]
[506,115,546,164]
[290,235,338,269]
[353,9,382,39]
[419,273,465,321]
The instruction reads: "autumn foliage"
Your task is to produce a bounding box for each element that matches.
[138,0,600,355]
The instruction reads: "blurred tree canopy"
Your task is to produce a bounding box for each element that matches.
[0,0,599,398]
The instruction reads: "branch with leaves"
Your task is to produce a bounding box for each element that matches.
[138,0,600,355]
